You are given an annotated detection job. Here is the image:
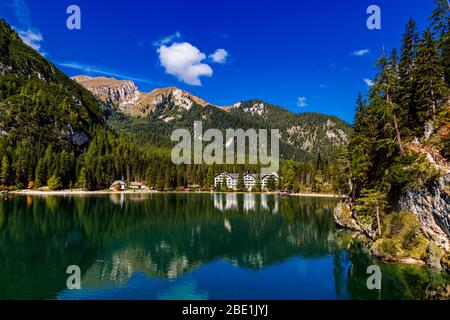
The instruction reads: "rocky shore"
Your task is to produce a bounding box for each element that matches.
[334,173,450,272]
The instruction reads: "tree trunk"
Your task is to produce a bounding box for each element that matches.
[376,202,382,237]
[431,85,436,119]
[392,114,406,155]
[387,94,406,156]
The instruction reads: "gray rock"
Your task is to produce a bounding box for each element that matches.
[70,130,90,146]
[333,202,363,232]
[399,174,450,253]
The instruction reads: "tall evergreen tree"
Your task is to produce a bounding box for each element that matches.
[0,156,10,186]
[348,94,371,198]
[372,49,406,155]
[431,0,450,84]
[398,19,420,132]
[414,29,448,128]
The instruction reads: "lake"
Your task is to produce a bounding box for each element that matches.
[0,193,449,300]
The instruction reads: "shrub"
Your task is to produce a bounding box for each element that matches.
[47,175,63,191]
[403,226,421,250]
[380,212,428,260]
[379,238,399,258]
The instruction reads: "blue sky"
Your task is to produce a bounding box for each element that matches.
[0,0,436,123]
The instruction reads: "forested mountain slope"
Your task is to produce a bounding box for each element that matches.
[74,77,351,162]
[0,19,105,188]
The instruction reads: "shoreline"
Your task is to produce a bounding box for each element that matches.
[10,189,341,198]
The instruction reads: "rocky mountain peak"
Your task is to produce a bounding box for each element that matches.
[73,75,141,112]
[73,76,212,117]
[150,86,209,109]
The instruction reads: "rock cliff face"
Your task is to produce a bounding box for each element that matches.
[72,76,141,112]
[73,76,211,117]
[399,174,450,253]
[333,202,363,232]
[334,174,450,272]
[131,86,210,117]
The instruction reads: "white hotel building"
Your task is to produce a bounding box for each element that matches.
[214,172,279,191]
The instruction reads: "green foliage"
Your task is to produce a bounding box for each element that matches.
[47,175,63,191]
[0,18,104,190]
[431,0,450,85]
[379,238,400,258]
[347,11,450,202]
[108,98,352,164]
[377,211,429,260]
[414,29,448,126]
[267,175,276,192]
[354,189,388,235]
[0,156,10,186]
[387,153,442,188]
[236,174,245,192]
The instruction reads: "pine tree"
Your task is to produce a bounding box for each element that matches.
[414,29,448,128]
[398,19,420,132]
[155,174,164,191]
[206,167,214,188]
[353,93,367,134]
[34,158,44,187]
[431,0,450,84]
[293,179,301,193]
[355,189,388,237]
[348,94,372,197]
[237,174,245,192]
[254,174,262,192]
[282,161,296,189]
[388,49,406,155]
[47,175,63,191]
[0,156,10,186]
[373,49,406,155]
[15,159,26,186]
[267,176,276,192]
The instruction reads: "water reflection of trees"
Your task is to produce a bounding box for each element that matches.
[0,194,339,299]
[332,232,450,300]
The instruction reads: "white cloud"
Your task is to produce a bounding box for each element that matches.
[17,29,43,52]
[352,49,371,56]
[10,0,45,55]
[58,61,159,86]
[158,42,213,86]
[209,49,229,64]
[297,97,308,108]
[364,78,374,87]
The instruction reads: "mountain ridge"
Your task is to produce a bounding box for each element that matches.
[73,75,351,161]
[73,75,351,124]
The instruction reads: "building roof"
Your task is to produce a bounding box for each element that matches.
[215,172,278,180]
[215,172,239,179]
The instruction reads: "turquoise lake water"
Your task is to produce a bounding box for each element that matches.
[0,193,449,300]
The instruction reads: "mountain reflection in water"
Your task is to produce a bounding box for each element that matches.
[0,193,449,300]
